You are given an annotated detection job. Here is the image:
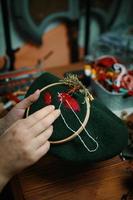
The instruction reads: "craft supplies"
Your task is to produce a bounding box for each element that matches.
[85,55,133,96]
[0,66,44,113]
[84,55,133,110]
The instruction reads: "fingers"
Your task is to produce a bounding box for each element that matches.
[35,141,50,162]
[15,90,40,110]
[30,109,60,136]
[33,126,53,148]
[25,105,55,127]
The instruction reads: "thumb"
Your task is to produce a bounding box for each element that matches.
[15,90,40,109]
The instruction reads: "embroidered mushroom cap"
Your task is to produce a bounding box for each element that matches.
[25,72,128,163]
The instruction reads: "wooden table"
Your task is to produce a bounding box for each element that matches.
[10,63,131,200]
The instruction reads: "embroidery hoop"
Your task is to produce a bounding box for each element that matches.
[26,82,91,144]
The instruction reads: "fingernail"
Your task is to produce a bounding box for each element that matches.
[50,105,55,110]
[35,89,40,95]
[33,90,40,97]
[50,125,53,130]
[55,109,61,115]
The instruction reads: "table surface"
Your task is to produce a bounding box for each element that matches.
[10,63,131,200]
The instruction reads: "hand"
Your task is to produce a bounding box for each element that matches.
[3,90,40,130]
[0,90,40,134]
[0,105,60,191]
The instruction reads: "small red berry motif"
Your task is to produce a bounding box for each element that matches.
[58,92,80,112]
[44,92,52,105]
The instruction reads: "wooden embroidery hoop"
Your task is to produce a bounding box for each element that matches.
[26,82,91,144]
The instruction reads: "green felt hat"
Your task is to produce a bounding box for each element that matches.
[25,72,128,163]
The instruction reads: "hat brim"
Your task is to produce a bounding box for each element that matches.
[25,72,128,162]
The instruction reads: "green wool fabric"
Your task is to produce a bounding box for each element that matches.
[25,72,128,163]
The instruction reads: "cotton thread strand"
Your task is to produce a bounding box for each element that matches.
[66,100,99,151]
[59,99,99,152]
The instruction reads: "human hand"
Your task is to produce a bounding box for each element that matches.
[0,90,40,135]
[0,105,60,191]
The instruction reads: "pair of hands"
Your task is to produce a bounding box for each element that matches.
[0,90,60,191]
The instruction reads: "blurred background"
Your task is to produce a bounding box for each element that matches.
[0,0,132,70]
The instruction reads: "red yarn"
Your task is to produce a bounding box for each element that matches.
[58,92,80,112]
[44,92,52,105]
